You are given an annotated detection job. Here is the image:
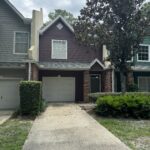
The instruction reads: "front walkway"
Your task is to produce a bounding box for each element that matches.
[23,104,130,150]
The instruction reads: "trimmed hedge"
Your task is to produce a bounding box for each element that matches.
[20,81,43,116]
[96,93,150,119]
[89,92,150,102]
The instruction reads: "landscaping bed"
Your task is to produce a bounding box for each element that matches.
[94,93,150,118]
[0,117,33,150]
[85,92,150,150]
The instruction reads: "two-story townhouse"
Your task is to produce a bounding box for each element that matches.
[29,15,114,103]
[0,0,31,109]
[115,34,150,92]
[1,0,149,110]
[132,33,150,92]
[0,0,113,108]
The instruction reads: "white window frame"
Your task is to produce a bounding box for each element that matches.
[137,44,150,62]
[13,31,29,55]
[51,39,68,59]
[138,76,150,92]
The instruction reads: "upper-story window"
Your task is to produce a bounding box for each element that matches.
[51,40,67,59]
[138,45,150,62]
[14,32,29,54]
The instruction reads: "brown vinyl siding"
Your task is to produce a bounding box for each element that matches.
[39,19,102,63]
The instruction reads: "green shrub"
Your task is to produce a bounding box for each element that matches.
[89,92,150,102]
[20,81,43,116]
[96,93,150,119]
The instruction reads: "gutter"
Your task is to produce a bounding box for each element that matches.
[112,68,115,92]
[28,62,31,81]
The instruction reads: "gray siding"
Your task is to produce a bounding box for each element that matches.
[0,68,26,79]
[0,0,31,62]
[133,36,150,66]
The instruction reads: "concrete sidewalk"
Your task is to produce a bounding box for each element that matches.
[0,110,14,125]
[23,104,130,150]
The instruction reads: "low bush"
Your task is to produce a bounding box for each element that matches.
[89,92,150,102]
[20,81,43,116]
[96,93,150,119]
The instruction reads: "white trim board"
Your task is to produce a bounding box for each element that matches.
[90,58,106,69]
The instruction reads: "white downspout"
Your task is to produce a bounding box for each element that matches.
[28,62,31,81]
[112,69,115,92]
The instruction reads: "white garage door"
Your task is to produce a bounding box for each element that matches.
[0,79,20,109]
[42,77,75,102]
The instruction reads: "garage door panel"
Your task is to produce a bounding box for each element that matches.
[0,79,20,109]
[42,77,75,102]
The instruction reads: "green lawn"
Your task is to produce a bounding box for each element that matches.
[97,117,150,150]
[0,117,33,150]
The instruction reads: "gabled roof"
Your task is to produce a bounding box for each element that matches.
[40,16,74,35]
[90,58,105,69]
[4,0,31,24]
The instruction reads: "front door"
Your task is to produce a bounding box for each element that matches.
[90,74,101,93]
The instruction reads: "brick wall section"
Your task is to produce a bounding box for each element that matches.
[83,71,90,102]
[31,64,39,81]
[126,71,134,85]
[102,69,112,92]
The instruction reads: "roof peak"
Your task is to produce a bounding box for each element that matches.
[4,0,31,24]
[40,15,74,35]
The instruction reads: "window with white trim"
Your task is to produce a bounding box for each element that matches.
[52,40,67,59]
[14,32,29,54]
[138,45,150,61]
[138,77,150,92]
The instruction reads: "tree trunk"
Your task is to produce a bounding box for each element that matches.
[120,71,126,93]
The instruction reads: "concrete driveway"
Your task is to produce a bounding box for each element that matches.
[23,104,130,150]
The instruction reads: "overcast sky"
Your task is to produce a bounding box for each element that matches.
[9,0,150,22]
[9,0,86,22]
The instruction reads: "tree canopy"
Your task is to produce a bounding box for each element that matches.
[48,9,76,24]
[74,0,150,92]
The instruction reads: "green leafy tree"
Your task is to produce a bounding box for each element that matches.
[74,0,150,92]
[48,9,76,24]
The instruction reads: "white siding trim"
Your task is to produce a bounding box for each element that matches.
[90,58,105,69]
[112,69,115,92]
[13,31,29,55]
